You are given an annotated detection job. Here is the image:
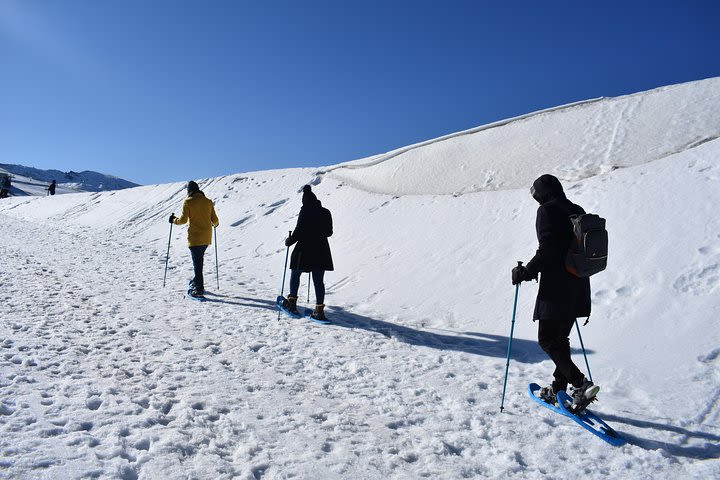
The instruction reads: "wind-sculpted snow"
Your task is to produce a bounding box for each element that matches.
[1,79,719,478]
[326,77,720,195]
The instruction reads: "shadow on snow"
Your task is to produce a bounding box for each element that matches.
[599,413,720,460]
[202,292,278,312]
[325,306,594,364]
[195,293,719,460]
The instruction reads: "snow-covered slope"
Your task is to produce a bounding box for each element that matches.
[0,163,139,196]
[1,78,718,479]
[327,77,720,195]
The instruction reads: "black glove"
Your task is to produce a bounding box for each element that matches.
[512,265,534,285]
[169,214,176,224]
[284,236,293,247]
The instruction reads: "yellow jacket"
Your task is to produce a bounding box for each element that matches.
[173,192,219,246]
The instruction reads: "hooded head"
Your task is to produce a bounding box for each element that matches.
[302,184,318,206]
[187,181,200,196]
[530,174,565,204]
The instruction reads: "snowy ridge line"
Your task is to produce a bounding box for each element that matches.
[313,76,720,196]
[321,76,717,177]
[318,133,720,198]
[320,97,604,174]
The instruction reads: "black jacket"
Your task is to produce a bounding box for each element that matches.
[288,199,334,272]
[526,175,591,320]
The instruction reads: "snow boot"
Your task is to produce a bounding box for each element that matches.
[539,386,558,406]
[283,295,299,315]
[569,379,600,413]
[188,287,205,299]
[310,304,327,321]
[188,279,205,296]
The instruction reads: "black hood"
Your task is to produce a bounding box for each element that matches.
[530,174,566,204]
[302,184,320,207]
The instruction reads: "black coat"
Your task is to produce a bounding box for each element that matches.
[288,200,334,272]
[526,175,591,320]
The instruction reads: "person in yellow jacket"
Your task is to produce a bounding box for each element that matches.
[169,181,219,298]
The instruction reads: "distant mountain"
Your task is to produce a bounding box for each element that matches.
[0,163,139,196]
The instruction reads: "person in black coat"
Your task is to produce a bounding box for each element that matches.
[47,180,57,196]
[512,174,598,411]
[284,185,334,320]
[0,176,10,199]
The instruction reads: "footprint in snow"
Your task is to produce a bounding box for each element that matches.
[86,397,102,411]
[698,348,720,364]
[673,262,720,295]
[263,199,288,216]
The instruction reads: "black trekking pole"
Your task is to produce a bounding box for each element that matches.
[500,261,523,412]
[163,223,173,287]
[214,226,220,290]
[575,320,593,383]
[307,272,311,303]
[277,231,291,320]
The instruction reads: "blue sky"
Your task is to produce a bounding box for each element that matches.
[1,0,718,185]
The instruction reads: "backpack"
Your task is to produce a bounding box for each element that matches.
[565,213,608,277]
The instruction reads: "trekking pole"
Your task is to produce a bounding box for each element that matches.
[575,320,593,383]
[214,226,220,290]
[500,261,523,412]
[163,223,173,287]
[278,231,291,320]
[308,272,311,303]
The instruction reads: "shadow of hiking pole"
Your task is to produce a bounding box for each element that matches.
[202,293,278,312]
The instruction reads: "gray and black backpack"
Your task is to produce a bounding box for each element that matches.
[565,214,608,277]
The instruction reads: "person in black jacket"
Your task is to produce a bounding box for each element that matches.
[512,174,599,412]
[284,185,334,320]
[0,175,10,199]
[47,180,57,196]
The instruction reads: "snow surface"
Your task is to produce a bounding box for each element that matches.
[1,77,719,479]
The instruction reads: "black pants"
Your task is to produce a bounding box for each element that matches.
[189,245,208,291]
[538,317,585,392]
[288,270,325,304]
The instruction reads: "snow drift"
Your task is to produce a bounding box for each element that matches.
[327,78,720,195]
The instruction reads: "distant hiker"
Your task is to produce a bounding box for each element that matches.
[283,185,334,321]
[0,176,10,199]
[47,180,57,196]
[512,174,599,412]
[169,181,219,299]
